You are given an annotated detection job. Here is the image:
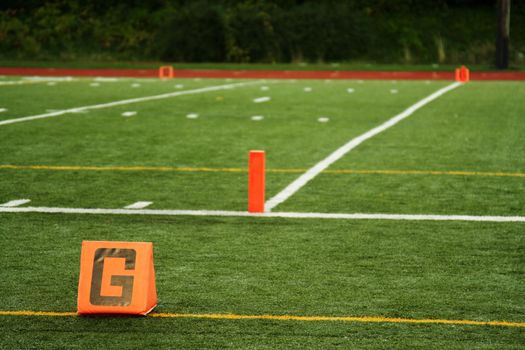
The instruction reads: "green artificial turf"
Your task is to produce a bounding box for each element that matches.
[277,82,525,216]
[0,75,523,348]
[0,214,523,348]
[0,78,448,210]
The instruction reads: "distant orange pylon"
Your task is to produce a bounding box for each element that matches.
[159,66,174,79]
[455,65,470,83]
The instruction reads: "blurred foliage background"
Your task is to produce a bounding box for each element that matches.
[0,0,523,66]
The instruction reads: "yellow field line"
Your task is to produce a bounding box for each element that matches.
[0,310,523,328]
[0,164,246,173]
[322,169,525,177]
[1,164,524,178]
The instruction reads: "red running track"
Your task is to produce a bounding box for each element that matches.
[0,67,524,80]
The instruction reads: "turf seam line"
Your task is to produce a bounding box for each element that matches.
[1,206,524,222]
[0,80,265,126]
[0,310,523,328]
[264,81,463,212]
[1,164,524,177]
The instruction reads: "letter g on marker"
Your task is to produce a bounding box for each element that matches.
[77,241,157,315]
[89,248,136,306]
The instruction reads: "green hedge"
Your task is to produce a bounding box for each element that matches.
[1,0,524,66]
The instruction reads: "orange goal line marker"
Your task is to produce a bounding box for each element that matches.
[248,150,265,213]
[0,310,523,329]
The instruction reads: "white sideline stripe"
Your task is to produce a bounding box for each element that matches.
[0,80,264,127]
[0,199,31,207]
[0,206,524,223]
[265,82,463,211]
[124,201,153,209]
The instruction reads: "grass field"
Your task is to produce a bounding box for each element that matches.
[0,74,524,348]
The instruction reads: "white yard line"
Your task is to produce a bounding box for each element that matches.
[0,80,264,127]
[0,77,77,86]
[0,199,31,207]
[265,82,463,212]
[23,77,74,81]
[0,81,26,86]
[121,111,137,117]
[124,201,153,209]
[253,96,271,103]
[0,205,523,223]
[0,80,49,86]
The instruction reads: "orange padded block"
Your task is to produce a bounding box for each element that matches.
[77,241,157,315]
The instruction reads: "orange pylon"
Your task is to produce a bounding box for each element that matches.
[159,65,174,79]
[455,65,470,83]
[248,151,265,213]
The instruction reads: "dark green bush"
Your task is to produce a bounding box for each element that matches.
[156,1,226,62]
[0,0,524,66]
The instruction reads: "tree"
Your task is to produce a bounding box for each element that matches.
[495,0,510,69]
